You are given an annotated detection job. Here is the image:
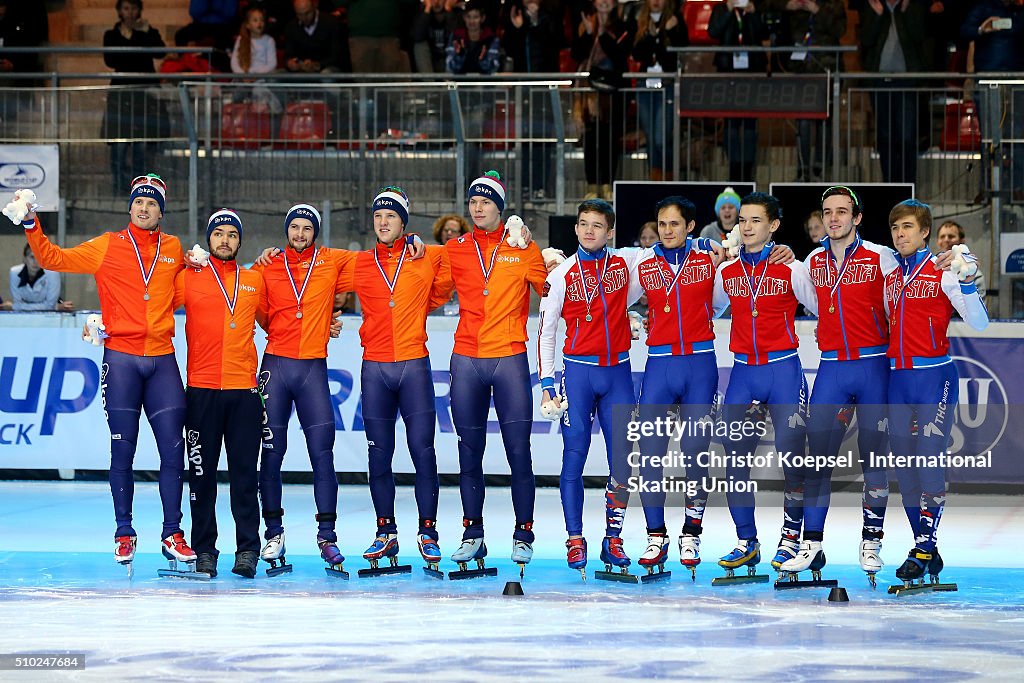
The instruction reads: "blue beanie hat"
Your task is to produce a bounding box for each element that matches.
[129,174,167,214]
[714,187,741,215]
[284,203,321,240]
[206,209,243,244]
[372,186,410,226]
[468,170,506,213]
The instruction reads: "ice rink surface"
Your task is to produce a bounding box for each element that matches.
[2,480,1023,681]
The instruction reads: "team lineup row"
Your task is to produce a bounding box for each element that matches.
[5,171,988,594]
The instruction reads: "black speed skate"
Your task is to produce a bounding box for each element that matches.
[889,547,958,596]
[774,541,839,590]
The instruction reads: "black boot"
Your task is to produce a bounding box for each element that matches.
[232,550,259,579]
[895,547,931,582]
[196,552,218,578]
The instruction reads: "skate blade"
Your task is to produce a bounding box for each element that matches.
[265,564,293,577]
[930,581,958,592]
[888,582,931,596]
[640,569,672,584]
[712,574,769,586]
[357,564,413,579]
[774,578,839,590]
[324,567,350,580]
[157,568,212,581]
[448,567,498,581]
[422,566,446,580]
[594,569,639,584]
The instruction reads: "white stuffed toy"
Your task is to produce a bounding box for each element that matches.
[505,215,529,248]
[83,314,108,346]
[722,225,742,258]
[540,387,568,421]
[187,243,210,268]
[542,247,566,269]
[3,189,39,225]
[950,244,979,281]
[628,311,644,340]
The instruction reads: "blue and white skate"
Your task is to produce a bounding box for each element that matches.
[888,547,957,596]
[713,539,769,586]
[775,541,838,590]
[358,533,412,578]
[260,533,293,577]
[637,533,672,584]
[677,533,701,582]
[859,538,883,588]
[318,537,349,580]
[419,535,445,579]
[566,537,588,580]
[511,540,533,579]
[771,537,800,571]
[449,537,497,581]
[595,536,638,584]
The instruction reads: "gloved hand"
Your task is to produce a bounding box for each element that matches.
[3,189,39,225]
[82,314,108,346]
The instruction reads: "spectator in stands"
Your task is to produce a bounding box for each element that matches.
[708,0,768,182]
[284,0,348,73]
[936,219,987,300]
[10,243,73,312]
[630,0,688,181]
[962,0,1024,203]
[338,0,415,73]
[433,213,471,244]
[413,0,461,73]
[767,0,845,182]
[177,0,240,71]
[637,221,659,247]
[572,0,630,200]
[803,209,826,243]
[446,2,502,74]
[241,0,294,43]
[102,0,167,193]
[699,186,741,241]
[858,0,930,185]
[232,5,278,74]
[0,0,49,81]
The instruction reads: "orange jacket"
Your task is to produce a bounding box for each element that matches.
[443,225,547,358]
[25,218,183,356]
[338,239,453,362]
[254,246,356,359]
[174,259,267,389]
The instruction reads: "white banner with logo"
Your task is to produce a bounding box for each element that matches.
[0,145,60,210]
[0,315,1018,477]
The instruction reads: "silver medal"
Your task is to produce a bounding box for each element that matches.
[143,292,150,301]
[483,288,489,296]
[230,321,236,329]
[296,311,303,319]
[388,299,396,308]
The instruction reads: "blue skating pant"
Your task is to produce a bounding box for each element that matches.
[805,356,891,541]
[636,353,719,534]
[449,352,536,543]
[888,364,958,552]
[559,360,635,538]
[258,354,339,543]
[102,348,186,539]
[361,357,440,539]
[721,356,808,542]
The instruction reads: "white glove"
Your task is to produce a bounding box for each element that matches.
[540,387,568,421]
[721,226,742,258]
[3,189,39,225]
[188,243,210,268]
[83,314,108,346]
[505,215,529,249]
[542,247,566,269]
[950,244,979,281]
[628,310,644,340]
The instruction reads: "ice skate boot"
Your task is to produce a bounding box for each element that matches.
[511,540,533,579]
[713,539,768,586]
[595,536,639,584]
[926,548,957,593]
[158,532,209,581]
[319,536,349,580]
[677,533,701,582]
[232,551,258,579]
[358,531,412,578]
[114,535,137,579]
[637,533,672,584]
[419,534,445,579]
[196,552,218,578]
[775,541,838,590]
[449,537,497,580]
[566,537,588,580]
[771,536,801,571]
[859,538,883,588]
[889,547,938,596]
[260,533,292,577]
